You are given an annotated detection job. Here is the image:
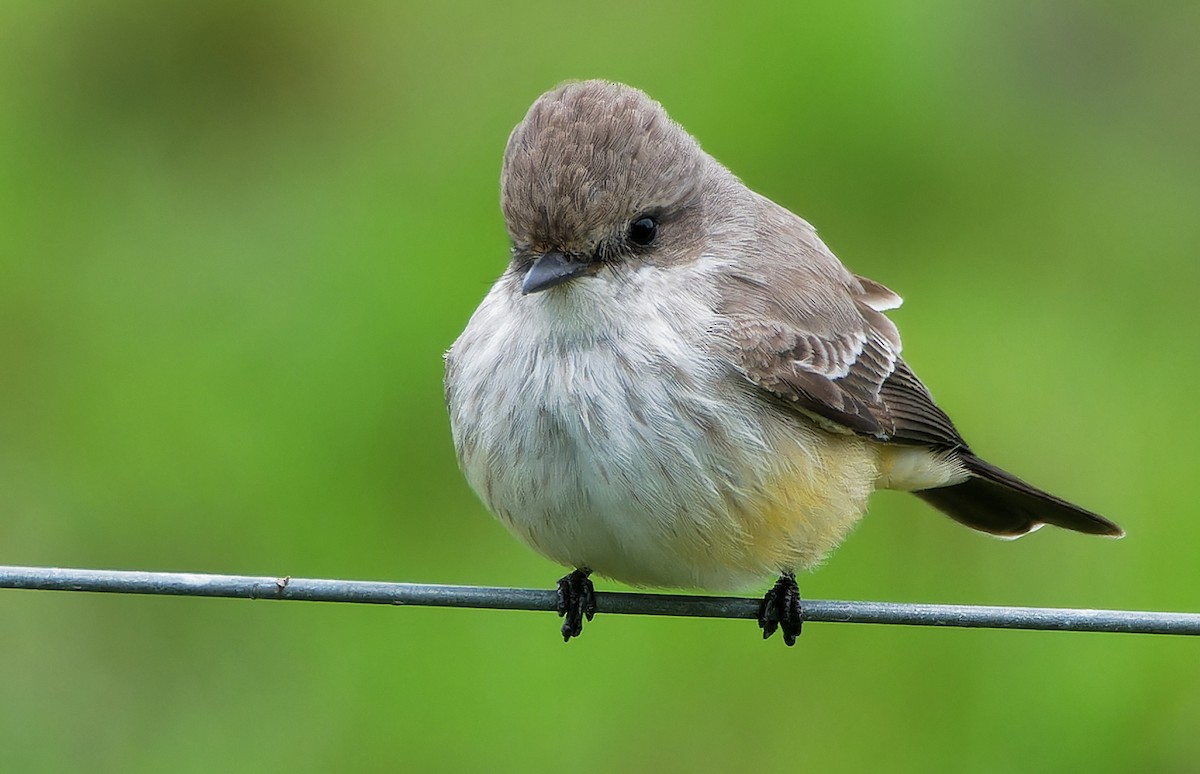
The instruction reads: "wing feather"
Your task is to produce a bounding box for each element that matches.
[719,198,966,449]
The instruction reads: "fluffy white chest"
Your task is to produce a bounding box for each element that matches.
[445,265,878,591]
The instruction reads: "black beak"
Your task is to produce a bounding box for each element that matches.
[522,250,593,295]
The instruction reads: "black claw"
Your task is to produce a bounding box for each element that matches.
[758,573,803,646]
[555,569,596,642]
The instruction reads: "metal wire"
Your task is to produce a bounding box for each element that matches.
[1,564,1197,635]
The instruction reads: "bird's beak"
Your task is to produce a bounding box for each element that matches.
[521,250,594,295]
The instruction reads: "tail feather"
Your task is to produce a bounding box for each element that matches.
[914,454,1123,538]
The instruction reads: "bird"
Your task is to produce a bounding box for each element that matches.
[443,79,1122,646]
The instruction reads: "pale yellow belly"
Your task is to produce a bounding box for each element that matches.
[672,427,883,584]
[502,420,886,592]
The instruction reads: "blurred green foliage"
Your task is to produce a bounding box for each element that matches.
[1,2,1198,771]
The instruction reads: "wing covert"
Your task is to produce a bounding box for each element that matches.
[721,269,966,449]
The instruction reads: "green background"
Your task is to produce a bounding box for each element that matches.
[2,2,1197,771]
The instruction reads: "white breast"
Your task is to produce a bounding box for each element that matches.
[445,260,876,591]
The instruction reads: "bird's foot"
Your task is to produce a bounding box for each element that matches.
[556,569,596,642]
[758,572,803,646]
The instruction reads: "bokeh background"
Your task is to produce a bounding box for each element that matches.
[2,2,1198,771]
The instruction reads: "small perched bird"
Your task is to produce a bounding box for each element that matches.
[444,80,1122,645]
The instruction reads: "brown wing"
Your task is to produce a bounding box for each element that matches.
[715,199,1122,538]
[718,196,967,449]
[722,271,967,450]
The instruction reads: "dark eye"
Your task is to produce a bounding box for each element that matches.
[628,216,658,247]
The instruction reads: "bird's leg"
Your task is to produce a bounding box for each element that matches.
[556,568,596,642]
[758,572,803,646]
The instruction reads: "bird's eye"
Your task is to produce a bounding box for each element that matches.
[628,216,658,247]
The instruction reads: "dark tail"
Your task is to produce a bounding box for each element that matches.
[914,454,1123,538]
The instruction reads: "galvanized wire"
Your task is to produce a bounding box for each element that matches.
[1,565,1197,635]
